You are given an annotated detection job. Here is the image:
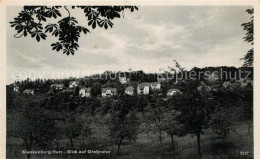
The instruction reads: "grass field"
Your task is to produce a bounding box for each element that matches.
[7,122,253,159]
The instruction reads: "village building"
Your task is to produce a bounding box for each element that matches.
[137,83,150,95]
[51,84,65,90]
[69,81,80,88]
[235,79,253,87]
[62,89,74,93]
[102,88,117,97]
[157,77,166,83]
[119,77,130,84]
[223,81,232,88]
[119,77,127,84]
[79,87,91,97]
[14,85,19,92]
[245,79,253,87]
[150,82,161,90]
[125,86,134,95]
[23,89,35,95]
[197,85,212,92]
[13,82,20,92]
[167,89,182,96]
[205,72,219,81]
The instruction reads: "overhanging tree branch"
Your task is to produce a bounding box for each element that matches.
[10,6,138,55]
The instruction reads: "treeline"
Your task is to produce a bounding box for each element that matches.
[6,79,253,159]
[10,66,253,96]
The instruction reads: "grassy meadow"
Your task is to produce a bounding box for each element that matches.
[7,118,253,159]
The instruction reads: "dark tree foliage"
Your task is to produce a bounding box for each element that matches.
[90,82,102,97]
[109,98,140,154]
[169,89,214,156]
[162,109,186,150]
[6,65,254,158]
[241,8,254,67]
[7,96,57,159]
[210,107,233,141]
[143,96,166,144]
[10,6,138,55]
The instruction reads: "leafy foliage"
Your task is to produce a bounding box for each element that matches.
[109,99,140,154]
[210,107,233,141]
[10,6,138,55]
[143,97,166,143]
[161,108,186,150]
[241,8,254,67]
[6,66,253,157]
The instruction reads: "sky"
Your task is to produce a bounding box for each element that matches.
[6,6,252,84]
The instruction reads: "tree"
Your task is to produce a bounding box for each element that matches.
[162,109,186,150]
[90,82,101,97]
[210,107,233,142]
[61,112,82,148]
[236,88,253,134]
[172,90,213,156]
[241,8,254,67]
[143,96,165,144]
[10,6,138,55]
[109,99,140,155]
[7,97,57,159]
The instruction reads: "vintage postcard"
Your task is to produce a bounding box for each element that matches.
[0,0,259,159]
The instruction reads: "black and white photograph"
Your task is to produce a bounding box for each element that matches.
[3,3,255,159]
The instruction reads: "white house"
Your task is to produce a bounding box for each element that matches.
[205,72,219,81]
[235,79,253,87]
[137,83,150,95]
[79,87,91,97]
[150,82,161,90]
[245,79,253,87]
[119,77,127,84]
[102,88,117,97]
[223,81,231,88]
[23,89,35,95]
[13,82,20,92]
[51,84,65,90]
[69,81,80,88]
[167,89,181,96]
[125,86,134,95]
[157,77,166,83]
[197,85,211,92]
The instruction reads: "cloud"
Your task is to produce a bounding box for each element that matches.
[6,6,252,84]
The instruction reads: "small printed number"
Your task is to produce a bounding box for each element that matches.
[240,151,249,155]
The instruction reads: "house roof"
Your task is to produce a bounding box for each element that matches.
[101,88,117,93]
[150,82,158,87]
[197,85,211,91]
[119,77,126,80]
[157,78,166,83]
[80,87,91,93]
[23,89,34,93]
[167,89,181,94]
[69,81,80,85]
[235,79,253,86]
[51,84,64,88]
[138,83,150,90]
[125,86,134,91]
[244,79,253,83]
[14,81,21,86]
[223,81,231,85]
[223,81,231,84]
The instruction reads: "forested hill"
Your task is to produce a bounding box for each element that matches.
[6,66,253,159]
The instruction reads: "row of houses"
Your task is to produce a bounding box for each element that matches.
[78,82,164,97]
[76,81,181,97]
[68,77,130,88]
[223,79,253,88]
[16,78,253,97]
[77,79,253,97]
